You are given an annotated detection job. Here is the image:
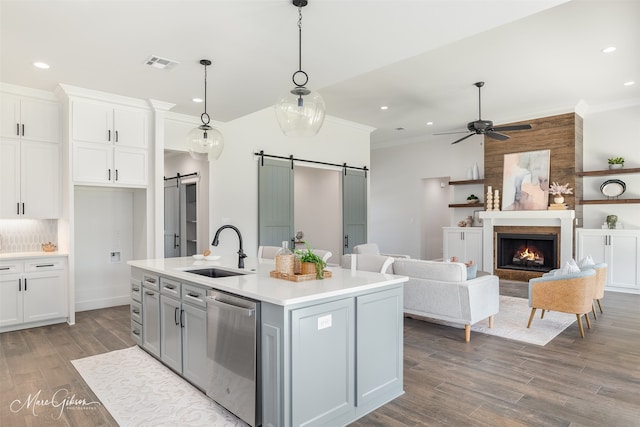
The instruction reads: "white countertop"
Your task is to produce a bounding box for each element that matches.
[0,251,68,260]
[128,256,408,307]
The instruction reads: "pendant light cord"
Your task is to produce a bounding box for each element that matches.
[297,7,303,72]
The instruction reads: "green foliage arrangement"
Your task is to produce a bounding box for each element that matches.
[608,157,625,165]
[296,242,326,279]
[467,194,479,201]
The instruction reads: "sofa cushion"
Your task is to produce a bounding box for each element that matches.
[393,258,467,282]
[466,264,478,280]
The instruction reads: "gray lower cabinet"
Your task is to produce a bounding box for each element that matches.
[181,302,207,388]
[160,294,182,371]
[141,274,160,358]
[262,283,404,427]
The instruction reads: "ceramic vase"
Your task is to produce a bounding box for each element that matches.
[554,195,565,204]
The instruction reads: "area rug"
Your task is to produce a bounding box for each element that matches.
[432,295,577,346]
[72,346,248,427]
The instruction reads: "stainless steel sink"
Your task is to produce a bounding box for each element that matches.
[185,268,247,278]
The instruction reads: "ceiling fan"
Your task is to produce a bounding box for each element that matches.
[437,82,532,144]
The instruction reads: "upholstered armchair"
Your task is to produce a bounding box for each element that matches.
[586,263,607,319]
[352,243,410,259]
[341,254,395,274]
[527,269,597,338]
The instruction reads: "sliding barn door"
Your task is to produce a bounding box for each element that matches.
[343,169,367,254]
[258,158,294,247]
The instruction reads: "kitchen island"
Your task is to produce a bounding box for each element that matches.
[128,256,407,427]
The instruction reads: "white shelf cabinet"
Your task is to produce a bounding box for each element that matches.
[0,257,68,332]
[0,93,60,143]
[576,228,640,293]
[0,139,60,218]
[71,99,148,187]
[443,227,483,270]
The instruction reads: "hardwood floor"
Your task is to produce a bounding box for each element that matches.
[1,283,639,427]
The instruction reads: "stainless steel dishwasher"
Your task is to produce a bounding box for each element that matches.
[206,289,261,427]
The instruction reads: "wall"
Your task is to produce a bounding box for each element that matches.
[294,166,342,264]
[420,178,451,260]
[166,107,372,259]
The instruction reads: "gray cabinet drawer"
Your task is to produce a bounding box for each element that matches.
[131,279,142,302]
[130,300,142,323]
[160,277,181,298]
[142,274,159,291]
[181,283,207,308]
[131,319,142,346]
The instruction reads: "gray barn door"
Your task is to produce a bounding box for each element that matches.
[343,169,367,254]
[258,158,294,247]
[164,180,180,257]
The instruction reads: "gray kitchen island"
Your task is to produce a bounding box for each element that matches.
[128,256,407,427]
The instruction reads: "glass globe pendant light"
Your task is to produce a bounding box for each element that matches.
[274,0,325,137]
[187,59,224,160]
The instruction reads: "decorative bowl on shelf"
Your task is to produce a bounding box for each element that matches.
[600,179,626,198]
[467,199,479,204]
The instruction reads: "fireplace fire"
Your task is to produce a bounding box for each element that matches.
[497,233,558,273]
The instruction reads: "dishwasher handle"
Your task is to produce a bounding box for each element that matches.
[206,296,255,317]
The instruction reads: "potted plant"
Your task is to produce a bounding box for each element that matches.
[466,194,479,204]
[295,243,327,279]
[549,182,573,204]
[608,157,625,169]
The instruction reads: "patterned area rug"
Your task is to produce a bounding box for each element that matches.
[72,346,248,427]
[472,295,577,345]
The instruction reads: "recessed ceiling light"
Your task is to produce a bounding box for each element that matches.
[33,62,50,69]
[192,97,203,103]
[426,122,433,126]
[601,46,616,53]
[624,81,635,86]
[380,106,388,110]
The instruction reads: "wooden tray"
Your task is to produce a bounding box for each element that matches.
[270,270,332,282]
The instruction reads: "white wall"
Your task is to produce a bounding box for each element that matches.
[582,103,640,229]
[370,134,484,259]
[294,166,342,264]
[420,178,451,260]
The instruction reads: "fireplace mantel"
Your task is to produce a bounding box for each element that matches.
[479,210,575,275]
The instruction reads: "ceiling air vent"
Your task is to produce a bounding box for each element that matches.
[145,55,179,70]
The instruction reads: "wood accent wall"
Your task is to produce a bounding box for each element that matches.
[483,112,583,225]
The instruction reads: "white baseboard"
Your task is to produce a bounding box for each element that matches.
[76,295,131,312]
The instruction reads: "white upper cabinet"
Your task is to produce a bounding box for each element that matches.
[0,93,60,143]
[71,100,147,148]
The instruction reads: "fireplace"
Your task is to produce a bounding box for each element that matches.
[496,233,558,273]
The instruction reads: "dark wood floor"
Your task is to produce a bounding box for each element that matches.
[1,282,639,427]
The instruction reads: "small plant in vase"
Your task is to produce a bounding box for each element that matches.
[549,182,573,204]
[608,157,625,169]
[295,242,327,279]
[466,194,479,204]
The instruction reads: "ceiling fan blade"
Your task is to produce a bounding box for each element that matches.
[486,131,510,141]
[491,124,532,132]
[434,130,468,135]
[451,133,476,144]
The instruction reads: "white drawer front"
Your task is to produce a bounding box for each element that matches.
[24,258,65,272]
[0,261,23,275]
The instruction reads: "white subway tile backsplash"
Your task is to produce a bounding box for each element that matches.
[0,219,57,253]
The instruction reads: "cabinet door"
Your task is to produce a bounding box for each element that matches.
[71,100,112,144]
[443,229,465,261]
[0,275,23,327]
[356,287,403,412]
[182,303,207,390]
[577,232,607,265]
[73,142,112,184]
[113,108,147,148]
[464,229,483,270]
[609,235,640,290]
[0,93,20,139]
[114,147,147,186]
[0,140,21,218]
[19,98,60,143]
[160,295,182,372]
[291,298,355,427]
[20,141,60,218]
[142,288,161,357]
[22,271,66,323]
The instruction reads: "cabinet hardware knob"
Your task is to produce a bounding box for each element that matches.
[36,264,54,268]
[132,330,140,336]
[19,278,22,291]
[115,130,118,142]
[16,123,19,136]
[108,129,111,141]
[22,124,24,136]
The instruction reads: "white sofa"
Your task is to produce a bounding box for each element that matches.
[393,258,499,342]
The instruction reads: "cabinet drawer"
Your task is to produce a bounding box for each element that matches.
[24,258,65,272]
[131,279,142,302]
[142,274,159,291]
[160,277,181,298]
[182,283,207,308]
[130,300,142,323]
[0,261,23,275]
[131,319,142,346]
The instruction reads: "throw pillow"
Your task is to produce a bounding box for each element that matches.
[578,255,595,267]
[560,259,580,275]
[466,264,478,280]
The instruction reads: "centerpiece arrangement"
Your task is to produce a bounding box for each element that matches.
[295,243,327,280]
[467,194,480,204]
[608,157,625,169]
[549,182,573,205]
[271,241,331,282]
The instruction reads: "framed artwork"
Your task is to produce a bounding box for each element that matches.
[502,149,550,210]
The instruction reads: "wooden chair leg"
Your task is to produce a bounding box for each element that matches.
[527,308,537,328]
[488,315,494,329]
[592,303,597,320]
[597,299,603,314]
[576,314,585,338]
[464,324,471,342]
[541,309,546,319]
[584,313,591,329]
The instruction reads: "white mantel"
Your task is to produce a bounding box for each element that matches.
[479,210,576,274]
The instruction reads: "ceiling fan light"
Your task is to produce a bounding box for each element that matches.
[274,89,325,137]
[187,124,224,160]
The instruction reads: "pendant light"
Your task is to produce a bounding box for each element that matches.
[274,0,325,137]
[187,59,224,160]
